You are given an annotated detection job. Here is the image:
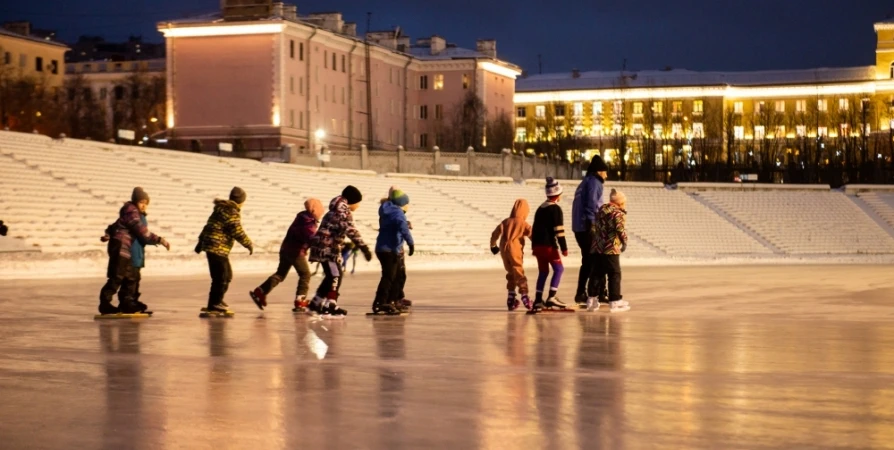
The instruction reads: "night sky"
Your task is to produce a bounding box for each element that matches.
[4,0,894,74]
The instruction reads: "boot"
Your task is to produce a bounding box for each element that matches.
[398,298,412,308]
[325,301,347,316]
[506,292,519,311]
[98,302,119,315]
[520,294,532,311]
[249,287,266,310]
[118,300,141,314]
[206,303,229,313]
[293,295,309,312]
[133,292,150,314]
[372,301,400,314]
[545,296,568,309]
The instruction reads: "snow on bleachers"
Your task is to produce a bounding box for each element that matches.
[697,190,894,254]
[857,192,894,230]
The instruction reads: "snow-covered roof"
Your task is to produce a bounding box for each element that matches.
[516,66,877,92]
[408,46,489,61]
[0,27,68,49]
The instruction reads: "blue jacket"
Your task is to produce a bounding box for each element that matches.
[571,174,605,233]
[130,214,154,268]
[375,201,414,253]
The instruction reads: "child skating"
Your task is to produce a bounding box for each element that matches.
[97,187,170,315]
[490,198,532,311]
[590,188,630,312]
[195,187,253,315]
[372,187,414,314]
[530,177,569,311]
[250,198,325,312]
[307,185,372,316]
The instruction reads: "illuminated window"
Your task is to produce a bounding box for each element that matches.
[593,102,603,115]
[776,125,786,137]
[733,101,743,114]
[756,101,765,114]
[693,122,705,138]
[434,74,444,90]
[462,74,469,89]
[734,126,744,139]
[796,125,806,137]
[693,100,703,115]
[633,102,643,116]
[775,100,785,113]
[535,105,545,118]
[754,126,765,139]
[818,99,828,112]
[612,101,623,115]
[672,101,682,115]
[818,126,828,137]
[654,124,663,138]
[796,100,806,113]
[515,127,526,142]
[517,107,526,118]
[840,123,849,136]
[612,124,622,134]
[672,123,683,138]
[632,124,644,136]
[572,102,583,117]
[652,102,663,114]
[838,98,849,111]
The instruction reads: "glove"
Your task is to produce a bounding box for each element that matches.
[408,244,415,257]
[100,235,110,243]
[407,221,413,230]
[194,242,202,254]
[159,237,171,251]
[0,221,8,236]
[247,244,254,256]
[491,246,499,255]
[562,249,568,257]
[360,245,372,262]
[621,243,627,253]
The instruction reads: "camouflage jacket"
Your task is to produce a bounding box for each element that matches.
[198,199,253,256]
[309,196,365,263]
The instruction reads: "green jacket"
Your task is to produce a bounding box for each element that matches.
[198,199,253,256]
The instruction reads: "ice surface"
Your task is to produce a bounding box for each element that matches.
[2,265,894,449]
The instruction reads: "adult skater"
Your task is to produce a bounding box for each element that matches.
[531,178,569,311]
[196,187,254,313]
[490,198,532,311]
[98,187,170,315]
[571,154,609,307]
[590,188,630,312]
[250,198,325,312]
[307,185,372,316]
[371,187,414,314]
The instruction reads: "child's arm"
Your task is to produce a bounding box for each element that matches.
[345,218,371,260]
[490,222,504,254]
[615,211,628,249]
[554,206,568,253]
[226,215,253,253]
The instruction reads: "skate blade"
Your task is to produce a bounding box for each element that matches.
[365,312,410,316]
[94,312,152,320]
[305,312,346,320]
[199,308,235,318]
[526,308,575,315]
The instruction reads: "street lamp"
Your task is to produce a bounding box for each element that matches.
[315,128,326,140]
[314,128,326,152]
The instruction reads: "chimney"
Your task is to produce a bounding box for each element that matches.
[430,35,446,55]
[397,35,410,53]
[476,39,496,58]
[342,22,357,36]
[572,68,580,79]
[306,12,343,33]
[272,2,284,17]
[2,21,31,37]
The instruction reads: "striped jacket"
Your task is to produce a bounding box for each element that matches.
[112,202,161,261]
[591,203,627,255]
[309,196,366,263]
[198,199,253,256]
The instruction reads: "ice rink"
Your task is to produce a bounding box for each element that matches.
[2,264,894,449]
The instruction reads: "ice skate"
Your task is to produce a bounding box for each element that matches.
[520,294,532,311]
[200,303,234,318]
[368,301,403,316]
[293,295,309,313]
[97,302,119,315]
[506,293,520,311]
[609,300,630,313]
[545,296,568,309]
[324,301,347,316]
[586,297,600,311]
[398,298,412,308]
[249,288,266,310]
[574,293,588,306]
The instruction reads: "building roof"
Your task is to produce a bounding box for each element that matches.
[0,27,68,49]
[516,66,877,92]
[408,45,487,61]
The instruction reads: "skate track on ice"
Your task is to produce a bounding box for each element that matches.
[2,265,894,449]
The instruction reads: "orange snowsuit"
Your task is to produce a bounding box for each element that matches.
[490,199,531,294]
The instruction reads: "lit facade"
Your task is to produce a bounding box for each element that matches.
[0,25,67,87]
[514,20,894,181]
[157,5,520,153]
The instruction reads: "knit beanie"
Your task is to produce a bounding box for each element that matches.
[545,177,563,197]
[229,186,247,204]
[131,187,150,204]
[390,188,410,207]
[305,198,324,220]
[342,185,362,205]
[588,154,609,173]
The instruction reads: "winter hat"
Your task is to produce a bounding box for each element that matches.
[229,186,247,204]
[131,187,150,204]
[305,198,324,220]
[610,188,627,206]
[545,177,563,197]
[588,154,609,173]
[390,188,410,207]
[342,185,363,205]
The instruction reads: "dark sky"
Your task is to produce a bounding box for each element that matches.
[4,0,894,73]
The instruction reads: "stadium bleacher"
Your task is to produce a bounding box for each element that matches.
[3,130,894,258]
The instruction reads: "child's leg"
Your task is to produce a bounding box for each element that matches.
[533,249,550,302]
[606,255,622,301]
[315,261,336,300]
[295,254,311,298]
[389,253,407,302]
[547,259,565,298]
[501,253,517,294]
[259,255,292,295]
[374,252,399,307]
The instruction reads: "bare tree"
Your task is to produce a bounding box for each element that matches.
[445,90,487,151]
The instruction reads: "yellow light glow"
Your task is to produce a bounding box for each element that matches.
[166,112,174,128]
[159,23,285,38]
[479,61,522,79]
[272,110,281,127]
[150,117,158,123]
